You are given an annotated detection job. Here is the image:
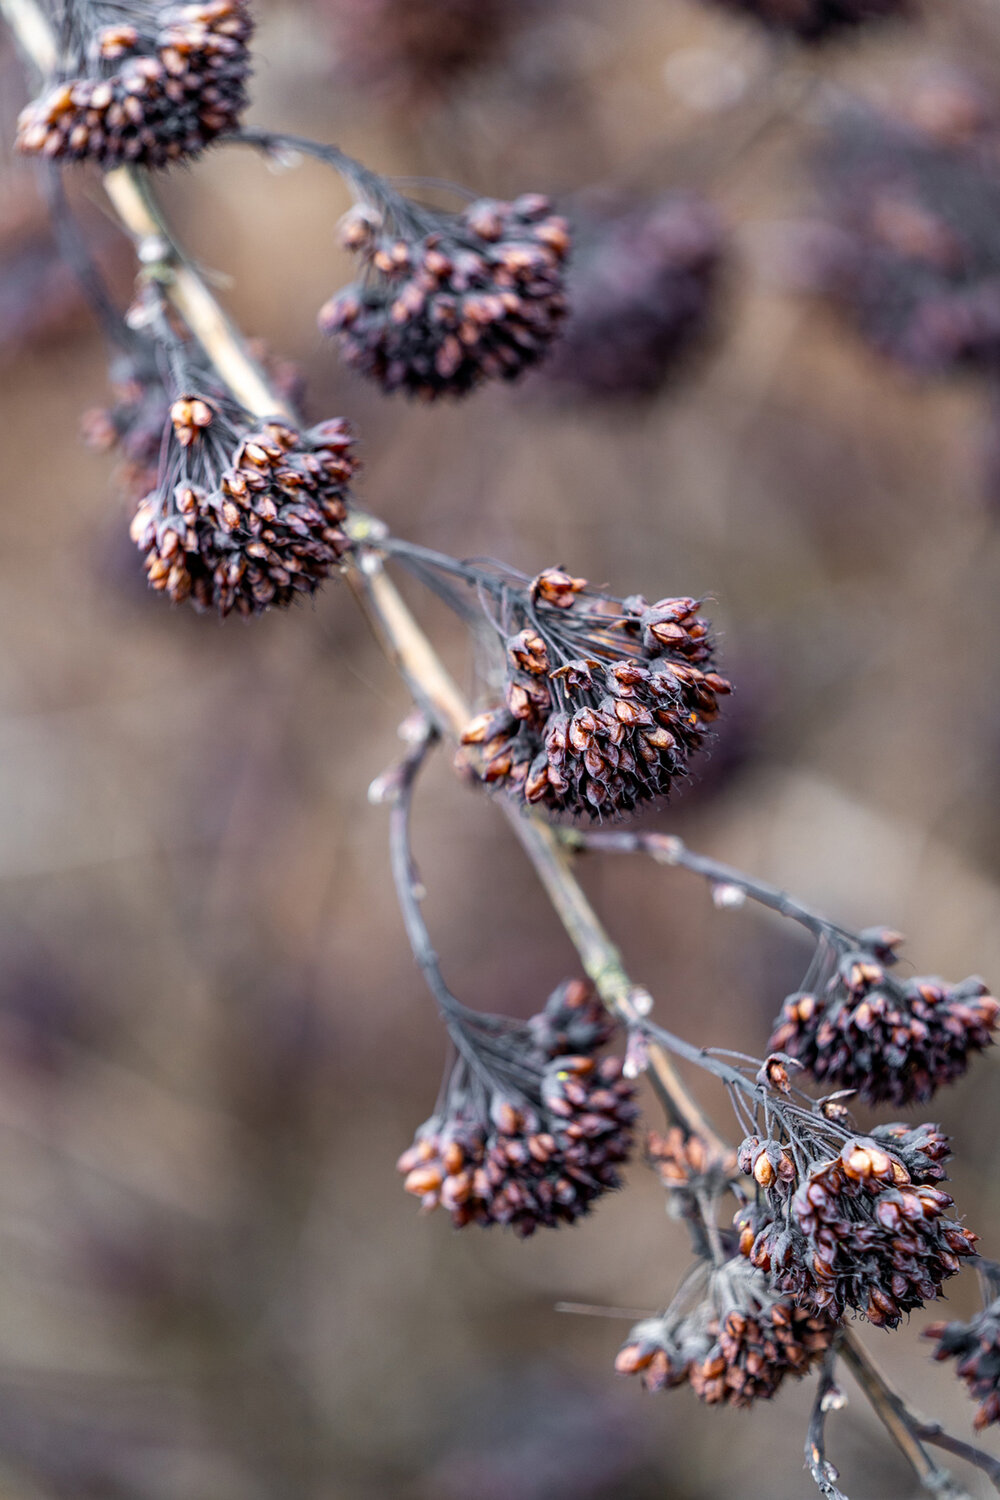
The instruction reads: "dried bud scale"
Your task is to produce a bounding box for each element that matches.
[768,931,998,1106]
[616,1257,836,1406]
[318,193,569,400]
[397,980,636,1235]
[737,1116,977,1327]
[15,0,253,169]
[925,1293,1000,1430]
[703,0,909,42]
[451,563,731,819]
[540,194,726,401]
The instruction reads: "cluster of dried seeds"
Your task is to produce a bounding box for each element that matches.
[769,936,998,1106]
[615,1258,836,1407]
[739,1128,976,1327]
[397,980,636,1235]
[459,569,730,819]
[319,195,569,399]
[16,0,252,168]
[130,391,355,616]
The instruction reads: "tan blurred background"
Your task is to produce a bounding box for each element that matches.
[2,0,1000,1495]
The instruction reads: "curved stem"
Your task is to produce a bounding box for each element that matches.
[806,1347,850,1500]
[230,127,389,206]
[568,829,856,945]
[840,1334,991,1499]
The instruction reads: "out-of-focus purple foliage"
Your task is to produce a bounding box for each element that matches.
[540,193,726,402]
[811,74,1000,376]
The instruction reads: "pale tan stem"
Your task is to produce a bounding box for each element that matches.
[1,0,56,72]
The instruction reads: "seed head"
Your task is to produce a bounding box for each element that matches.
[457,568,731,819]
[396,980,636,1235]
[318,192,569,399]
[16,0,253,169]
[128,358,356,615]
[738,1122,976,1327]
[324,0,536,106]
[616,1256,836,1406]
[813,88,1000,374]
[768,933,998,1105]
[925,1292,1000,1430]
[702,0,909,42]
[647,1127,740,1223]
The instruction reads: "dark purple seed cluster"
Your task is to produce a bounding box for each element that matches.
[541,194,725,401]
[738,1130,976,1328]
[16,1,252,169]
[925,1297,1000,1430]
[814,90,1000,374]
[768,939,998,1106]
[396,980,636,1236]
[615,1258,835,1407]
[324,0,534,105]
[130,394,356,616]
[703,0,908,42]
[318,195,569,400]
[458,569,731,819]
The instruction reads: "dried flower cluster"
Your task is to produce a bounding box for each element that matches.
[542,194,725,401]
[16,0,252,168]
[815,91,1000,374]
[397,980,636,1236]
[615,1257,835,1406]
[768,933,998,1105]
[129,376,355,616]
[318,195,569,399]
[458,568,731,818]
[925,1293,1000,1430]
[704,0,908,42]
[738,1121,976,1327]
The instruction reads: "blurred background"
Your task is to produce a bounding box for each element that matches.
[3,0,1000,1494]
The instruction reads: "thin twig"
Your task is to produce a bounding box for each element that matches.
[840,1334,987,1499]
[381,717,473,1033]
[39,166,130,346]
[567,829,857,944]
[806,1347,850,1500]
[230,127,392,206]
